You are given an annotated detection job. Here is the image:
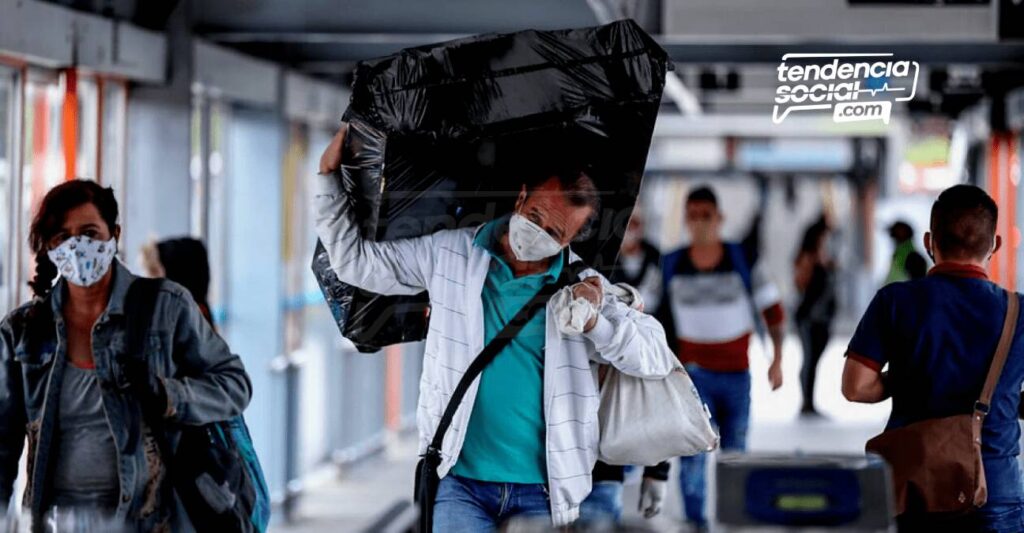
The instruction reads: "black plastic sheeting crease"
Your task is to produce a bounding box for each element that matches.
[312,19,668,352]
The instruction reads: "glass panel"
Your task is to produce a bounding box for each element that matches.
[1017,136,1024,292]
[206,101,230,329]
[75,75,99,180]
[100,80,127,206]
[0,67,17,313]
[283,122,309,352]
[19,69,65,304]
[189,94,205,238]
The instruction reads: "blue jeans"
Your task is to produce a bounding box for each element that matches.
[579,481,623,524]
[897,502,1024,533]
[433,475,550,532]
[678,365,751,526]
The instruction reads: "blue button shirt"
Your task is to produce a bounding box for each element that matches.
[848,263,1024,503]
[451,215,563,484]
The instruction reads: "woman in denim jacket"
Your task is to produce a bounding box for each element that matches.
[0,180,252,531]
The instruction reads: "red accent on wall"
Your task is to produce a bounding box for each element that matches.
[1008,136,1018,292]
[988,133,1019,289]
[30,86,48,210]
[62,69,77,181]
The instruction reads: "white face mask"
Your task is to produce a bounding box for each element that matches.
[47,235,117,287]
[508,213,564,262]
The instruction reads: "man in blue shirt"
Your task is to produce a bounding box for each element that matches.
[843,185,1024,533]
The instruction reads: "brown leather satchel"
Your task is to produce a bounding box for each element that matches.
[866,291,1019,516]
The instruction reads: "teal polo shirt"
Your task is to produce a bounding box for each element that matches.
[451,215,564,484]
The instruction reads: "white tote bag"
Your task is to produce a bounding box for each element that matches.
[598,365,719,465]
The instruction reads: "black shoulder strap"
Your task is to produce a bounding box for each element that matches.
[123,277,170,430]
[726,242,768,342]
[121,277,173,456]
[124,277,164,363]
[25,298,56,357]
[426,256,586,454]
[976,290,1020,414]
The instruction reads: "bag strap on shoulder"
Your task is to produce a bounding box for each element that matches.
[25,297,56,357]
[124,277,165,364]
[725,243,769,343]
[976,290,1020,415]
[123,278,172,423]
[725,243,754,297]
[426,253,585,456]
[123,277,172,454]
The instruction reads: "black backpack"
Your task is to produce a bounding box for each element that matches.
[124,278,270,532]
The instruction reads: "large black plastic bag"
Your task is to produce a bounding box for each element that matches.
[312,19,668,352]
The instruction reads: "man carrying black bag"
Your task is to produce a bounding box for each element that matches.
[315,123,678,531]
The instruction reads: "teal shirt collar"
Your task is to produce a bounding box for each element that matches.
[473,214,564,282]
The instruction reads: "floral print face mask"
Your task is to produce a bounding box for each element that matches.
[47,235,118,287]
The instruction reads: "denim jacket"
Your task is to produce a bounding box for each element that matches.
[0,262,252,530]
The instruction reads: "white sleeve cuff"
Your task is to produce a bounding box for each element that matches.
[583,313,615,348]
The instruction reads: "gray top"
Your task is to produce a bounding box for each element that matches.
[51,364,120,508]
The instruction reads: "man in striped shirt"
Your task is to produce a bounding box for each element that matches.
[662,186,785,530]
[316,123,679,530]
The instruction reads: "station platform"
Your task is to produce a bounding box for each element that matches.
[272,333,890,532]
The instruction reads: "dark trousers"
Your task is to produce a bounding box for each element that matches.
[798,320,831,411]
[896,502,1024,533]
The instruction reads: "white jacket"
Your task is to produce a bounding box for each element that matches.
[313,174,678,525]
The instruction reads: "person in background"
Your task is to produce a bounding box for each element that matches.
[581,210,670,523]
[886,220,928,283]
[662,185,786,531]
[844,185,1024,533]
[794,216,837,416]
[0,180,251,530]
[614,210,663,310]
[142,237,215,326]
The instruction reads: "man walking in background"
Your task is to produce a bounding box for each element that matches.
[662,186,786,531]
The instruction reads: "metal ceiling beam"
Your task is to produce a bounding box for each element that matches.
[659,40,1024,65]
[193,40,281,106]
[200,32,1024,66]
[662,0,996,41]
[202,31,469,44]
[191,0,599,36]
[0,0,166,82]
[652,114,892,139]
